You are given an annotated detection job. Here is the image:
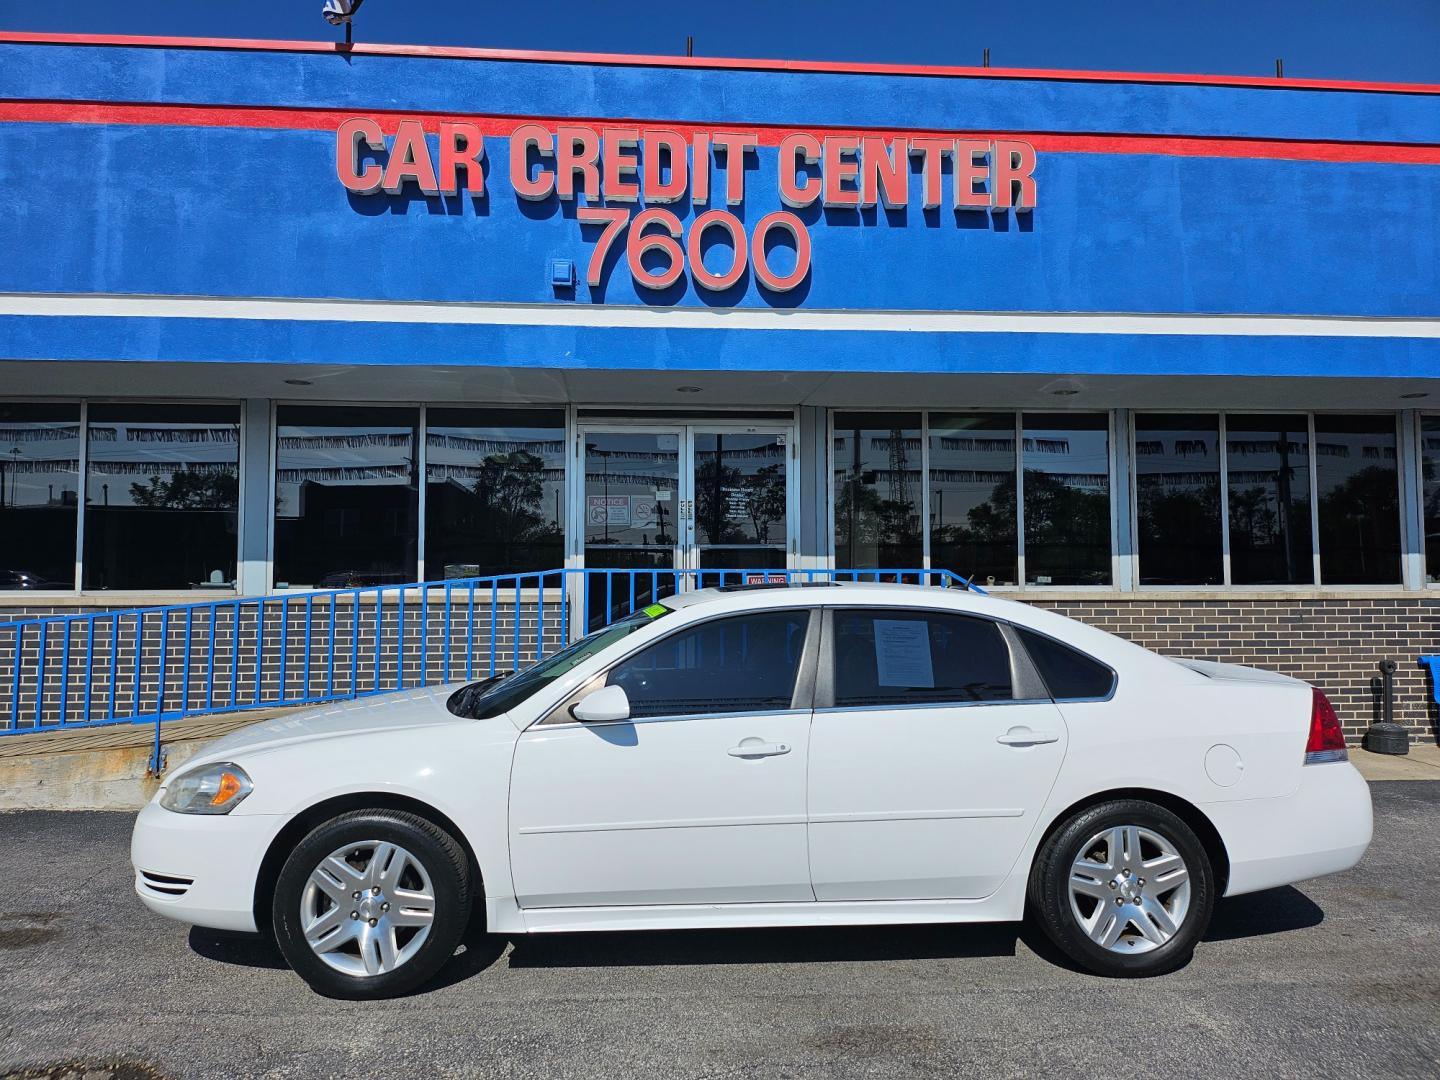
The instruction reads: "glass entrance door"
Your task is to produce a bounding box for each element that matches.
[692,430,790,576]
[575,423,794,627]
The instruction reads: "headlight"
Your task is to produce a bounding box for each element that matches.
[159,762,253,815]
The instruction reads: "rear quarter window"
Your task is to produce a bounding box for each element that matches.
[1015,626,1116,700]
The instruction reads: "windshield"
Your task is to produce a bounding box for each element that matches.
[446,605,671,719]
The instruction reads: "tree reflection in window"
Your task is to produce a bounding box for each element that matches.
[833,413,922,571]
[425,408,565,579]
[1023,414,1111,586]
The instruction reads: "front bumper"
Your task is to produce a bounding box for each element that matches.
[131,800,283,933]
[1208,760,1374,897]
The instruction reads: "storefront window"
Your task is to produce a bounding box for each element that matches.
[1135,414,1223,586]
[0,403,80,590]
[83,404,240,590]
[273,406,418,589]
[1425,417,1440,584]
[833,412,922,569]
[928,414,1017,586]
[424,408,565,579]
[1315,414,1400,584]
[1023,414,1111,586]
[1226,415,1313,585]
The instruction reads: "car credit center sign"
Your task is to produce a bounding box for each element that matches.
[336,119,1037,294]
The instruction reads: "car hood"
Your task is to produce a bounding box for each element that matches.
[187,686,471,766]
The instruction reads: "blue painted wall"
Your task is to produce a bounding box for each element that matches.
[0,41,1436,376]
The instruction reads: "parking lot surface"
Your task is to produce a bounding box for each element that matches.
[2,782,1438,1080]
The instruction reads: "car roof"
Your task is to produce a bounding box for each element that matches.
[659,581,989,613]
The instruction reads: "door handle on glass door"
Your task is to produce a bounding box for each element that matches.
[996,727,1060,747]
[727,739,791,758]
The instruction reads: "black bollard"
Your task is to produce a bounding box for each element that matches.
[1363,659,1410,755]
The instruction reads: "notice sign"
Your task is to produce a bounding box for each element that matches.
[874,619,934,688]
[586,495,630,526]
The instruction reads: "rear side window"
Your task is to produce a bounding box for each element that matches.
[831,609,1013,708]
[1016,627,1115,700]
[606,610,811,719]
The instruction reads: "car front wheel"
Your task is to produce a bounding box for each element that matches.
[1030,799,1215,977]
[272,809,472,998]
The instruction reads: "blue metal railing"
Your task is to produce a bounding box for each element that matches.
[0,566,977,769]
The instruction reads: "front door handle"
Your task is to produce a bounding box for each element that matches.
[996,727,1060,747]
[728,739,791,758]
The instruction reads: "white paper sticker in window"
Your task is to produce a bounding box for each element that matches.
[873,619,934,688]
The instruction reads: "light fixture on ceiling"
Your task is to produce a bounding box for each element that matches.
[284,379,314,387]
[1400,392,1429,399]
[1050,388,1081,396]
[676,386,703,393]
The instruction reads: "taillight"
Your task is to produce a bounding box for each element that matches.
[1305,688,1348,764]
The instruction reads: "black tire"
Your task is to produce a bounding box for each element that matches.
[1029,799,1215,977]
[272,809,473,999]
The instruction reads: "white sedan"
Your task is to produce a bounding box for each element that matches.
[131,582,1372,997]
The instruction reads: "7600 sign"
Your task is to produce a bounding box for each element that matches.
[579,208,811,293]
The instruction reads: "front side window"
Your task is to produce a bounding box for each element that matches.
[831,609,1013,708]
[83,403,239,590]
[274,406,419,589]
[0,402,80,590]
[1023,414,1111,586]
[606,610,811,718]
[425,408,565,579]
[833,413,922,570]
[1315,415,1400,584]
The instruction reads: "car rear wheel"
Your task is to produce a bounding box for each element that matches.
[1030,799,1215,977]
[272,809,472,998]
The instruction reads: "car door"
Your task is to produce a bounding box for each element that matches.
[509,606,818,908]
[806,606,1069,901]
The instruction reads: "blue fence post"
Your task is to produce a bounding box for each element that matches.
[34,621,47,728]
[83,618,95,725]
[205,605,217,713]
[10,623,23,731]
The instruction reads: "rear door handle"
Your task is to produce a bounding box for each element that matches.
[728,739,791,758]
[996,727,1060,747]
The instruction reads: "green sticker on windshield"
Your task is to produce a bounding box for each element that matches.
[642,603,668,617]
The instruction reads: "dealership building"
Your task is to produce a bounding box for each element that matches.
[1,31,1438,741]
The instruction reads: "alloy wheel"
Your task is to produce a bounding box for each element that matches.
[1067,824,1192,954]
[299,840,437,977]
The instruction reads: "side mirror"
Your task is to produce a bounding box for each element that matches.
[570,684,631,724]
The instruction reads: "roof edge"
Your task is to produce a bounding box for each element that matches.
[0,30,1437,96]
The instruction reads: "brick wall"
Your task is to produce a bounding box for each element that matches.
[4,593,1437,743]
[0,594,567,730]
[1026,597,1440,744]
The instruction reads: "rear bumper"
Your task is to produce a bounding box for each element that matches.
[130,800,283,933]
[1207,760,1373,897]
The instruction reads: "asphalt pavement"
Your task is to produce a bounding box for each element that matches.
[2,783,1438,1080]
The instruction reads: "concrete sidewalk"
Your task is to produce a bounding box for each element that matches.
[0,708,299,811]
[1351,743,1440,781]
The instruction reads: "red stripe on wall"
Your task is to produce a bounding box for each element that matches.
[2,100,1439,166]
[2,30,1439,96]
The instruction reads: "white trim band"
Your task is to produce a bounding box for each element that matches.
[2,292,1438,339]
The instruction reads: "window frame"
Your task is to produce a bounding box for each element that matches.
[826,408,1118,592]
[0,396,246,596]
[812,605,1051,713]
[1130,409,1406,591]
[0,398,84,594]
[538,605,822,726]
